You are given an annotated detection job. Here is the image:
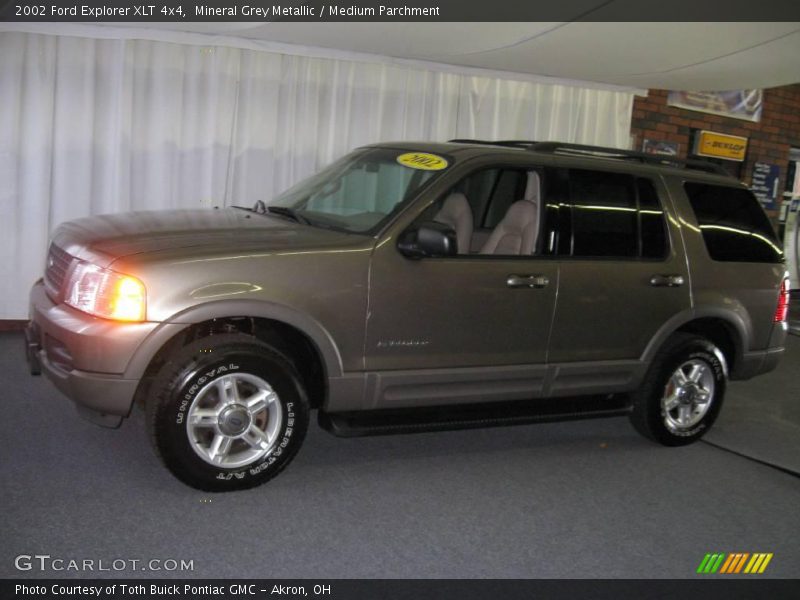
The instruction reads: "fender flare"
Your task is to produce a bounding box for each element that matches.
[124,299,344,381]
[641,306,749,369]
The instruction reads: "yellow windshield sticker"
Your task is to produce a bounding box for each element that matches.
[396,152,449,171]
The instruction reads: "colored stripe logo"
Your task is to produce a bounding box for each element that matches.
[697,553,773,574]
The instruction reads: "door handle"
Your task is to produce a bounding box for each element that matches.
[507,274,549,289]
[650,274,685,287]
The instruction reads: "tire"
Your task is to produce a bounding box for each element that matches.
[629,333,727,446]
[146,334,309,491]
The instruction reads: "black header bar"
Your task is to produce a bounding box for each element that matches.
[4,579,800,600]
[2,0,800,22]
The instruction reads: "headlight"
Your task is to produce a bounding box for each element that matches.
[65,261,147,322]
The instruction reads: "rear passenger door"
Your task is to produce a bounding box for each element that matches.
[545,168,690,368]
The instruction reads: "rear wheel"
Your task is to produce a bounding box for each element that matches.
[630,334,727,446]
[146,334,309,491]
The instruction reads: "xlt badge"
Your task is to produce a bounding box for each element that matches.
[377,339,431,349]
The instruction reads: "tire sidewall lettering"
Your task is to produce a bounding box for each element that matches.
[686,350,724,379]
[175,364,240,425]
[170,358,295,483]
[657,344,725,440]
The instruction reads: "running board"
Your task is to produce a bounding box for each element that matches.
[318,395,631,438]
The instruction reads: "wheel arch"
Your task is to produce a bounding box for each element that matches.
[642,308,748,377]
[126,300,341,411]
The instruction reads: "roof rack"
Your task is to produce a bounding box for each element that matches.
[530,142,728,175]
[448,139,538,150]
[447,139,728,176]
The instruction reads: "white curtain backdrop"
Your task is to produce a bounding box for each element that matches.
[0,31,634,318]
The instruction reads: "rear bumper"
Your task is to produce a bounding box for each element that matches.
[735,347,785,380]
[26,280,157,427]
[732,322,788,380]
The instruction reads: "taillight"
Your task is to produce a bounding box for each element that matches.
[774,278,790,323]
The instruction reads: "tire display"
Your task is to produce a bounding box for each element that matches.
[629,333,727,446]
[146,334,309,491]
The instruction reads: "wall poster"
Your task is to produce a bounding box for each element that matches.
[668,90,763,122]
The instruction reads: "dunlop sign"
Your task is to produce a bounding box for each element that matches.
[694,131,748,162]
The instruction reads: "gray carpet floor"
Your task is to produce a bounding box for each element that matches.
[1,331,798,579]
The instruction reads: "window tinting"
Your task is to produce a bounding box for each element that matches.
[638,178,668,259]
[684,183,783,263]
[543,170,670,260]
[541,167,571,256]
[569,169,638,258]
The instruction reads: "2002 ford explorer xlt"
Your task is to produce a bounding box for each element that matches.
[26,140,789,491]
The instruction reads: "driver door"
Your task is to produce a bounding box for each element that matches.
[363,165,559,409]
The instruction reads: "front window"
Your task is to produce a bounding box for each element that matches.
[269,148,447,234]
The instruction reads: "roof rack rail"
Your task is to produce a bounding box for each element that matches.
[530,141,728,176]
[448,139,728,176]
[448,139,538,150]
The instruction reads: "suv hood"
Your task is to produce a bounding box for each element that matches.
[51,208,359,267]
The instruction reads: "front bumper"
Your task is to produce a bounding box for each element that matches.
[26,280,158,427]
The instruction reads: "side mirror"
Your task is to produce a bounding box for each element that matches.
[397,221,458,259]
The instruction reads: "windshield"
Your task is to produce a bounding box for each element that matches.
[269,148,448,233]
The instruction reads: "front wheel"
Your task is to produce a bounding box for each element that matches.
[146,334,309,491]
[629,334,727,446]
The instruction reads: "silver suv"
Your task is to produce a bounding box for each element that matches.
[25,141,790,491]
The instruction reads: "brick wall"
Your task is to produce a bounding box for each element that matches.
[630,85,800,219]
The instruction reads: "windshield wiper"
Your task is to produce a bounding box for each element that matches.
[232,203,266,214]
[266,206,311,225]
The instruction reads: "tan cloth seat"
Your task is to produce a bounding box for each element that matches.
[480,200,538,255]
[524,171,541,204]
[433,192,473,254]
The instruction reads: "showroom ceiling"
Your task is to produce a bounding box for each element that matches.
[102,21,800,91]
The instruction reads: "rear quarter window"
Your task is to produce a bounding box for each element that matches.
[683,182,783,263]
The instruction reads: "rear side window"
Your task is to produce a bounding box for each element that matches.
[569,169,638,258]
[684,183,783,263]
[552,169,668,259]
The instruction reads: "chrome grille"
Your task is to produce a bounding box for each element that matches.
[44,243,73,298]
